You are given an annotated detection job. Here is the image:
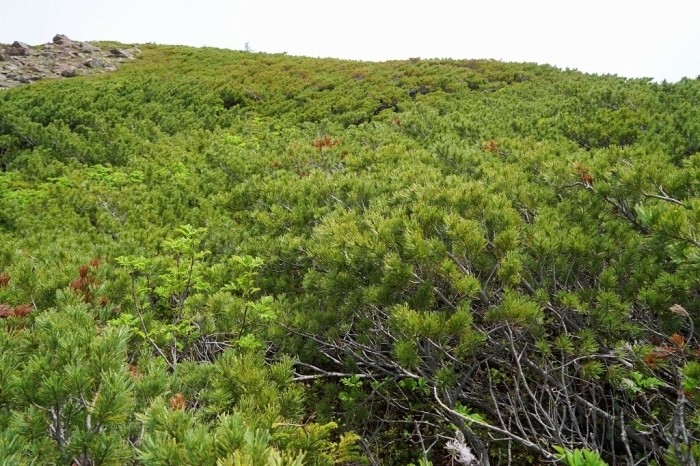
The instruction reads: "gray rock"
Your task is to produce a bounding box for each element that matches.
[0,73,6,81]
[110,48,132,58]
[3,35,131,88]
[17,75,39,84]
[9,42,30,56]
[53,34,73,46]
[52,62,76,77]
[79,42,100,52]
[84,58,102,68]
[60,66,76,77]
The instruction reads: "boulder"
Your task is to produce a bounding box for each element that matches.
[0,80,19,89]
[53,34,73,46]
[17,75,39,84]
[52,62,76,77]
[84,58,102,68]
[2,34,131,88]
[110,48,132,58]
[8,42,30,56]
[79,42,100,52]
[60,66,76,77]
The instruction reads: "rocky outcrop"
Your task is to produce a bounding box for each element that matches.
[0,34,141,90]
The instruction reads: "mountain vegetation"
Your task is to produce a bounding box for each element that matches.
[1,42,700,465]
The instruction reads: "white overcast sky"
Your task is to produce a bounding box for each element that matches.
[2,0,699,82]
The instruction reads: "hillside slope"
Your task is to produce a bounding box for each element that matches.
[1,43,700,465]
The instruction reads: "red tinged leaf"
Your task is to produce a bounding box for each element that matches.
[0,272,10,289]
[670,334,685,347]
[70,278,85,293]
[89,258,104,269]
[649,350,674,360]
[311,135,340,153]
[643,353,657,367]
[12,303,32,318]
[0,303,13,318]
[484,140,499,152]
[128,364,143,379]
[170,393,186,410]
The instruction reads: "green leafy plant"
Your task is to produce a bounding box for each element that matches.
[553,446,609,466]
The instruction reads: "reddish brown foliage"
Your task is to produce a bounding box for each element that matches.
[643,353,657,368]
[644,348,675,367]
[129,364,143,379]
[0,303,33,319]
[69,261,105,304]
[70,278,85,293]
[0,272,10,289]
[0,304,13,318]
[311,135,340,153]
[79,265,90,279]
[670,333,685,347]
[13,304,32,318]
[574,162,593,185]
[484,140,499,152]
[170,393,186,410]
[100,297,109,306]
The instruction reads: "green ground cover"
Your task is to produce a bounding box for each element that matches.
[1,44,700,465]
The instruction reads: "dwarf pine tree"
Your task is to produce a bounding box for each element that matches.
[2,43,700,465]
